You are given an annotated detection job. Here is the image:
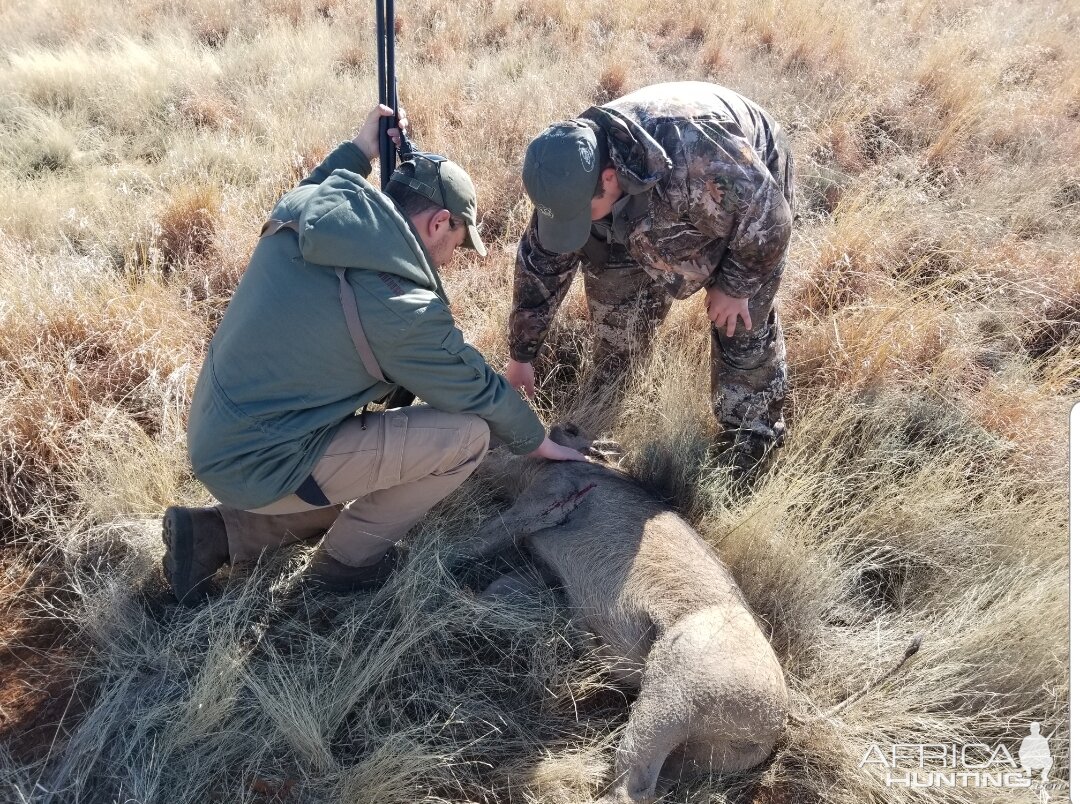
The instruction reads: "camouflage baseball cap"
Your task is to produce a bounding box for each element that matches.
[522,120,605,254]
[389,153,487,257]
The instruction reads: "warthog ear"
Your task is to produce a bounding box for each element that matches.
[549,422,592,451]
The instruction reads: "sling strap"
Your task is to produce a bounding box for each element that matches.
[259,218,386,383]
[259,218,299,237]
[334,267,386,382]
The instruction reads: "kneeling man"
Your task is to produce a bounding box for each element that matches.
[164,105,582,604]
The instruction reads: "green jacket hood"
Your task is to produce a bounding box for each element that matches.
[273,168,444,294]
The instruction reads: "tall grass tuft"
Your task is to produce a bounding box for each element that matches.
[157,184,223,268]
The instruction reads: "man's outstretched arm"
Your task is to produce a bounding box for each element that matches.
[506,213,583,396]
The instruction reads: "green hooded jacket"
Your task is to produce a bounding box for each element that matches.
[187,142,545,510]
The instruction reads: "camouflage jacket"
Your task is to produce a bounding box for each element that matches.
[509,81,794,362]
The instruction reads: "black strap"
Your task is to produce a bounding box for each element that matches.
[295,474,332,507]
[258,218,388,383]
[581,233,610,269]
[383,386,416,408]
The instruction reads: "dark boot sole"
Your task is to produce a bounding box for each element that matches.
[161,507,215,606]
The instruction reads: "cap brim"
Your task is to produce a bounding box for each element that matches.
[536,205,592,254]
[465,223,487,257]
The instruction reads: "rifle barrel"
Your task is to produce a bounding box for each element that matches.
[376,0,413,183]
[376,1,386,107]
[376,0,394,188]
[386,0,396,108]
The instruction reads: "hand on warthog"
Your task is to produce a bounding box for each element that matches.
[528,436,588,462]
[549,423,623,463]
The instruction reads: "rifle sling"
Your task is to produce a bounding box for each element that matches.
[259,218,387,383]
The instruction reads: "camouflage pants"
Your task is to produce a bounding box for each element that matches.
[583,244,787,447]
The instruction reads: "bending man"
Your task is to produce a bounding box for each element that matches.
[506,81,794,473]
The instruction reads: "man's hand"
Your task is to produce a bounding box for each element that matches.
[505,359,536,398]
[352,103,410,163]
[705,285,752,337]
[529,436,588,462]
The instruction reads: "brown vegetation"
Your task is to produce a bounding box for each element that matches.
[0,0,1074,801]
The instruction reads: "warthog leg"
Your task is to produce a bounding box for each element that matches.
[479,568,550,602]
[462,473,598,562]
[605,685,767,804]
[604,681,684,804]
[604,609,783,803]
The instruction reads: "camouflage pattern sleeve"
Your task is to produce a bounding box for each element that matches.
[674,124,792,300]
[508,212,583,362]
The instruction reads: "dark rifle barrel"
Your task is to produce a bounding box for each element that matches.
[376,1,415,183]
[386,0,395,105]
[376,0,386,108]
[376,0,416,408]
[376,0,394,188]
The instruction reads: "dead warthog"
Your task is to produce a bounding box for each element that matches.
[463,424,788,803]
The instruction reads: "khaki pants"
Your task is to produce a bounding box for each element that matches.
[217,406,490,567]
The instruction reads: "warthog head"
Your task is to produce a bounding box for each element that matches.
[478,422,620,502]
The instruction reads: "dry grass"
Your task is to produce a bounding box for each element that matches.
[0,0,1075,801]
[157,184,223,268]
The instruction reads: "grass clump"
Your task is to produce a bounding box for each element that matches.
[157,184,223,268]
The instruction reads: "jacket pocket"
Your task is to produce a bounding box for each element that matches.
[439,327,487,380]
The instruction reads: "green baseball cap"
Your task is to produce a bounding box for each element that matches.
[389,153,487,257]
[522,120,606,254]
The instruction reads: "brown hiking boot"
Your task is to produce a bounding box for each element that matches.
[161,506,230,605]
[304,544,400,594]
